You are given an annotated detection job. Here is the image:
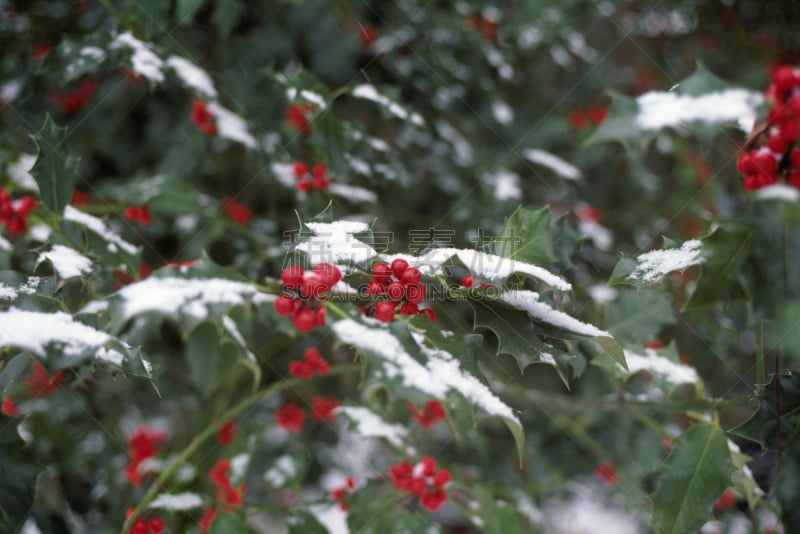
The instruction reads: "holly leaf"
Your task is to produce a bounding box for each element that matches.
[609,239,703,287]
[176,0,204,25]
[186,321,238,396]
[731,371,800,448]
[30,114,82,216]
[651,421,735,534]
[493,206,556,266]
[471,298,545,372]
[346,478,433,534]
[604,289,676,345]
[0,419,40,533]
[685,223,752,310]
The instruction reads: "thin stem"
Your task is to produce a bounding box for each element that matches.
[756,320,765,386]
[121,365,357,533]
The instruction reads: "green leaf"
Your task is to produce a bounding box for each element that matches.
[609,240,702,288]
[212,0,244,37]
[0,419,41,533]
[493,206,556,266]
[186,321,237,396]
[731,371,800,448]
[584,90,641,151]
[471,298,545,372]
[652,422,735,534]
[209,511,250,533]
[685,224,752,310]
[287,512,328,534]
[346,478,435,534]
[177,0,205,25]
[30,114,82,216]
[604,290,676,345]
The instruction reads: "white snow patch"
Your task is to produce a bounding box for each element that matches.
[271,162,296,187]
[222,315,256,362]
[327,183,378,203]
[545,487,643,534]
[7,153,38,191]
[309,504,349,534]
[523,148,581,180]
[1,80,22,105]
[588,285,618,305]
[579,220,613,251]
[492,100,514,124]
[115,277,257,320]
[435,120,473,166]
[335,406,408,447]
[37,245,93,278]
[501,290,611,338]
[0,309,110,357]
[148,492,204,511]
[20,519,42,534]
[635,89,764,133]
[285,87,327,109]
[756,184,800,202]
[95,348,124,367]
[63,206,138,255]
[0,284,17,301]
[298,221,377,265]
[166,55,217,98]
[80,300,109,314]
[0,234,11,251]
[352,84,424,126]
[111,32,165,82]
[206,102,256,148]
[264,455,297,486]
[628,239,703,284]
[623,349,699,385]
[486,169,521,201]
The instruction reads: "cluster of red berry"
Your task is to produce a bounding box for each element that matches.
[275,396,340,433]
[1,361,63,416]
[221,196,252,225]
[330,477,357,510]
[293,162,331,192]
[466,12,499,44]
[190,99,217,135]
[197,458,245,532]
[366,259,433,322]
[124,205,152,226]
[50,76,99,114]
[388,456,451,511]
[125,510,163,534]
[214,419,236,446]
[284,102,314,136]
[568,105,608,130]
[274,263,341,332]
[122,426,165,486]
[738,65,800,190]
[288,347,330,378]
[406,399,446,429]
[0,187,36,237]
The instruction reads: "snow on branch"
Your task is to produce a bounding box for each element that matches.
[627,239,703,285]
[635,89,764,133]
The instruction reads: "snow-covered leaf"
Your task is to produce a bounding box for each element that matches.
[351,84,424,126]
[335,406,408,447]
[36,245,93,279]
[148,492,204,511]
[610,239,703,287]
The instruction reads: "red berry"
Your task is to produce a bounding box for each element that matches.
[386,280,406,301]
[281,266,305,290]
[313,262,342,287]
[788,171,800,188]
[398,302,419,315]
[790,93,800,116]
[148,518,164,533]
[390,258,409,278]
[289,361,314,378]
[754,151,778,174]
[291,309,318,333]
[768,102,788,123]
[737,152,757,174]
[316,306,326,326]
[781,118,800,143]
[462,274,474,288]
[405,283,426,304]
[375,301,396,322]
[400,267,421,285]
[791,148,800,168]
[274,295,296,316]
[293,161,308,178]
[371,262,392,284]
[772,65,796,92]
[366,281,385,294]
[767,130,789,153]
[420,308,437,322]
[301,272,329,298]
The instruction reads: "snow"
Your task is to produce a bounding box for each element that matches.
[635,89,764,133]
[64,206,138,255]
[0,284,17,301]
[37,245,93,278]
[29,224,51,242]
[148,492,204,511]
[115,277,258,320]
[285,87,327,109]
[623,349,699,384]
[221,315,256,362]
[207,102,257,148]
[327,183,378,203]
[352,84,424,126]
[333,320,519,425]
[544,487,644,534]
[492,100,514,124]
[0,309,110,358]
[501,290,611,338]
[271,162,296,187]
[417,248,572,291]
[588,285,618,305]
[579,220,613,251]
[111,32,165,82]
[436,120,473,166]
[80,300,109,314]
[335,406,408,447]
[297,221,377,265]
[756,184,800,202]
[264,455,297,486]
[7,153,38,191]
[0,234,10,251]
[628,239,703,284]
[0,277,42,302]
[166,55,217,99]
[0,80,21,105]
[95,348,124,367]
[309,504,349,534]
[486,169,522,201]
[523,148,581,180]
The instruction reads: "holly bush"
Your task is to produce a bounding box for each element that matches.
[1,1,800,533]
